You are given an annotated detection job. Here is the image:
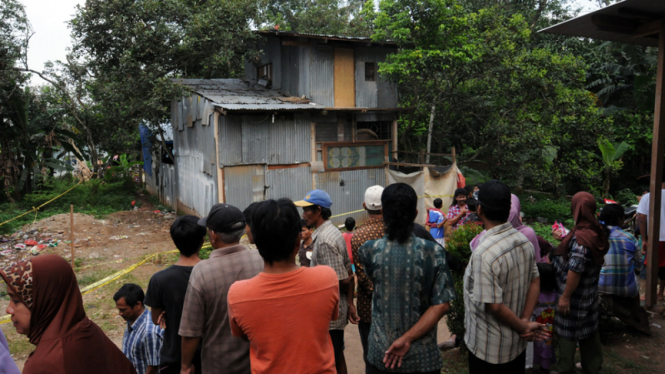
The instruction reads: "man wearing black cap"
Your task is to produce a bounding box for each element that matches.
[179,204,263,374]
[463,180,548,373]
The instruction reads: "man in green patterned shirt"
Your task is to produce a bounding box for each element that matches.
[360,183,456,374]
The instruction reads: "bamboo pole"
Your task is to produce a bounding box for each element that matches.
[70,205,75,267]
[646,25,665,308]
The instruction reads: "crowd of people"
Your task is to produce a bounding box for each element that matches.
[0,177,653,374]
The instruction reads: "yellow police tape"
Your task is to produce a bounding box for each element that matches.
[328,194,454,219]
[0,180,83,228]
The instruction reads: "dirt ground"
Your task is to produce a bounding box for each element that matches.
[1,199,665,373]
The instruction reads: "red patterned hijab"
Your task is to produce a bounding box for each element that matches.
[554,192,609,266]
[1,255,137,374]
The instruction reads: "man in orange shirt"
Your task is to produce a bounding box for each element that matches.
[228,198,339,374]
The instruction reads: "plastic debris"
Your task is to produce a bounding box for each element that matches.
[14,244,26,250]
[109,235,128,240]
[24,239,38,246]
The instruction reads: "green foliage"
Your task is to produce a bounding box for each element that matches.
[105,154,143,182]
[520,195,572,224]
[589,139,631,197]
[0,177,138,234]
[444,222,484,339]
[199,246,212,260]
[614,188,638,205]
[261,0,375,36]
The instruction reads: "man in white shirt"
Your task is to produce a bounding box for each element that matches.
[637,180,665,300]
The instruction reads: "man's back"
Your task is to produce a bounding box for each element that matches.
[463,222,538,365]
[228,266,339,374]
[360,234,456,372]
[179,246,263,374]
[145,265,197,366]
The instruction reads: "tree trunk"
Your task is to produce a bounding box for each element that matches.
[426,104,436,164]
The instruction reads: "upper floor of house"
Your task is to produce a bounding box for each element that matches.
[244,31,399,109]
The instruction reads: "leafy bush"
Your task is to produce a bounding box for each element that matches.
[0,177,138,234]
[445,222,484,340]
[520,195,572,223]
[614,188,638,205]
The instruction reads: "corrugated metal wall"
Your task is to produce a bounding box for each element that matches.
[245,35,282,89]
[219,113,311,166]
[266,167,313,202]
[355,47,398,108]
[310,44,334,107]
[281,45,300,97]
[355,60,377,108]
[224,164,266,212]
[315,168,387,226]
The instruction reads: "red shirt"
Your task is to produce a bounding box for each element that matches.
[342,232,354,262]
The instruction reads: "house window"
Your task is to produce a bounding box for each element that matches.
[257,63,272,82]
[322,141,388,170]
[365,62,376,81]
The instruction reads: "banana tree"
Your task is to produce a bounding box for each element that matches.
[590,139,631,198]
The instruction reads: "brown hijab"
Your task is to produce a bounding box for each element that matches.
[554,192,609,266]
[1,254,137,374]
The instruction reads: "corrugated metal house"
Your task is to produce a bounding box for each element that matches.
[146,31,404,224]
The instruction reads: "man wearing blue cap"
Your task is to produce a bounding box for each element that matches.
[295,190,358,374]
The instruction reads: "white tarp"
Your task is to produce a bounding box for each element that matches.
[387,164,460,225]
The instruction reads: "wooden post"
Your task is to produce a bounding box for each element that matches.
[451,147,456,165]
[419,149,425,164]
[70,205,75,267]
[646,26,665,308]
[391,120,398,162]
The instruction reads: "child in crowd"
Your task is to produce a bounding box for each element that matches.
[298,220,314,267]
[343,217,355,267]
[532,262,557,373]
[465,197,481,224]
[427,198,446,246]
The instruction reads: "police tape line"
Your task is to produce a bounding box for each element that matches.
[74,243,214,271]
[0,180,83,228]
[0,249,182,325]
[328,194,454,219]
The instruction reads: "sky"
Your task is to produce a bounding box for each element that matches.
[21,0,600,85]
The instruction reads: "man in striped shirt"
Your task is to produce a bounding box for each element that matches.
[463,180,548,373]
[115,283,163,374]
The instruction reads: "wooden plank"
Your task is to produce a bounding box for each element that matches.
[311,122,316,190]
[333,48,356,108]
[391,120,398,161]
[634,19,665,39]
[213,112,225,203]
[646,25,665,308]
[267,163,310,170]
[383,162,436,168]
[282,40,310,47]
[397,150,453,157]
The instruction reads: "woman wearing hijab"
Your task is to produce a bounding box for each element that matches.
[1,254,137,374]
[0,328,20,374]
[551,192,609,374]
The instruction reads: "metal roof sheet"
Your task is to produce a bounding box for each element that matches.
[172,78,326,112]
[257,30,398,46]
[539,0,665,47]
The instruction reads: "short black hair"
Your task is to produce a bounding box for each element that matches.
[537,263,556,293]
[454,188,467,198]
[301,219,311,229]
[467,197,478,212]
[252,198,301,265]
[599,204,625,226]
[170,215,206,257]
[475,183,483,189]
[305,205,332,220]
[243,202,263,226]
[113,283,145,307]
[477,180,511,222]
[382,183,417,243]
[464,185,474,195]
[433,198,443,209]
[345,217,356,231]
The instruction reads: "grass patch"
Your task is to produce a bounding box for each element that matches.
[77,269,118,286]
[519,193,572,225]
[0,177,138,235]
[5,330,32,357]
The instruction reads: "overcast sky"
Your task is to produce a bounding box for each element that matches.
[22,0,601,85]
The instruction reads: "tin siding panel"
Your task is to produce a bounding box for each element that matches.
[281,45,300,97]
[310,45,334,107]
[315,168,387,226]
[356,61,377,107]
[224,165,266,212]
[219,116,243,166]
[266,167,312,202]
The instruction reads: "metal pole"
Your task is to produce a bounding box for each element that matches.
[426,104,435,164]
[646,26,665,308]
[70,204,75,267]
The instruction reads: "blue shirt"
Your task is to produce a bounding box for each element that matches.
[122,308,163,374]
[598,226,640,298]
[428,210,445,239]
[360,234,456,372]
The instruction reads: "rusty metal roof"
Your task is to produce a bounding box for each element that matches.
[257,30,398,46]
[539,0,665,47]
[172,78,326,112]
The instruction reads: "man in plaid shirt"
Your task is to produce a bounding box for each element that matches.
[296,190,358,374]
[447,188,469,231]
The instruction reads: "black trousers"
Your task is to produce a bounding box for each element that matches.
[329,330,345,368]
[468,350,526,374]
